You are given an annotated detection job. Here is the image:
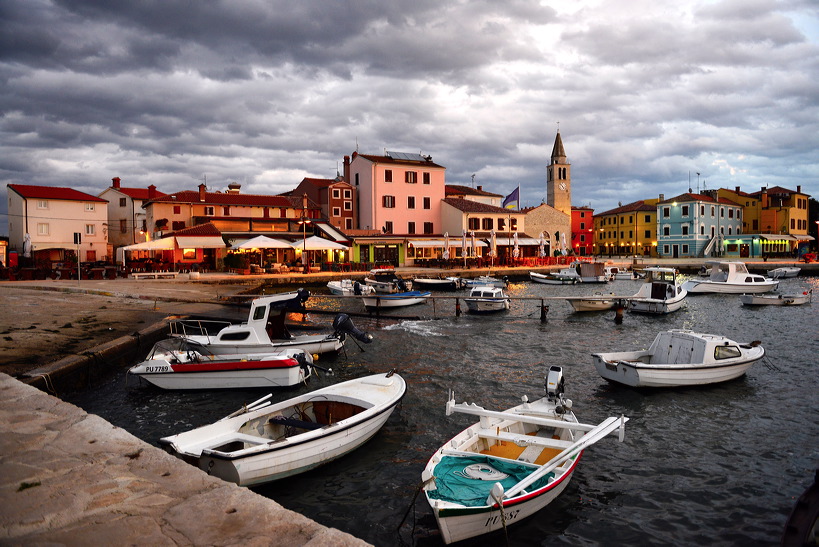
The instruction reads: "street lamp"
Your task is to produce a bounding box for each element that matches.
[299,193,311,273]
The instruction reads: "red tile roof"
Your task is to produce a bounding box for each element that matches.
[148,190,301,208]
[355,153,445,169]
[443,198,521,214]
[657,193,741,207]
[8,184,107,202]
[445,184,503,198]
[751,185,805,197]
[597,200,657,216]
[117,187,166,200]
[171,222,222,236]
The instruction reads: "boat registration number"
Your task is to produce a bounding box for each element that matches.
[145,365,171,373]
[485,509,520,527]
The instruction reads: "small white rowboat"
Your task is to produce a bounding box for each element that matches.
[160,371,406,486]
[740,290,811,306]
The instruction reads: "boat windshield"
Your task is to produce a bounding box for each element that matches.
[148,338,216,360]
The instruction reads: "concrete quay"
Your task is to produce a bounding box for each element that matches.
[0,372,368,546]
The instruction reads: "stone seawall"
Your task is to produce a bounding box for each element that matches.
[0,373,369,546]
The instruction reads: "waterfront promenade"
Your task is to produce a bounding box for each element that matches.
[0,256,813,545]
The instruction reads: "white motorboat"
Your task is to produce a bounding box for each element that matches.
[128,338,316,390]
[463,275,509,289]
[767,267,801,279]
[364,268,412,293]
[628,267,687,315]
[464,286,511,313]
[160,371,406,486]
[422,366,628,544]
[529,271,578,285]
[740,290,812,306]
[326,279,374,296]
[170,291,372,355]
[565,293,622,312]
[574,262,609,283]
[412,277,466,291]
[361,290,431,309]
[604,266,639,281]
[591,329,765,387]
[682,261,778,294]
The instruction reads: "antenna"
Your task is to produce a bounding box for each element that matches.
[696,172,701,193]
[471,174,476,187]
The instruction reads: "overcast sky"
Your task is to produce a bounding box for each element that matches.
[2,0,818,237]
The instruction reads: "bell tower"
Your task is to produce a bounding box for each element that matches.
[546,130,572,216]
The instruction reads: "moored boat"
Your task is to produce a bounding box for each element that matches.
[361,290,431,309]
[464,286,511,313]
[160,371,406,486]
[128,338,316,390]
[326,279,374,296]
[412,276,466,291]
[170,291,372,355]
[740,290,812,306]
[529,271,578,285]
[364,268,412,293]
[575,262,609,283]
[628,267,687,314]
[591,329,764,387]
[767,266,801,279]
[565,294,622,312]
[681,261,778,294]
[422,366,628,544]
[463,275,508,289]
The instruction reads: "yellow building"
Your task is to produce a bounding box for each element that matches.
[594,199,659,257]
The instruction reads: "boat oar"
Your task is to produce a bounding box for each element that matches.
[500,415,627,500]
[223,393,272,420]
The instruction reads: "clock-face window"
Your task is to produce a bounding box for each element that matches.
[558,182,566,191]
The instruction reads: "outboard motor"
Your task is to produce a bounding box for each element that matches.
[332,313,373,344]
[353,281,363,296]
[545,365,565,401]
[395,278,408,292]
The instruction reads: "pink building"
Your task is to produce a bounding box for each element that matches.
[348,151,446,236]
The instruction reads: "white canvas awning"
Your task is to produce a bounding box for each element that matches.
[122,238,176,251]
[291,235,349,251]
[176,236,226,249]
[408,239,448,248]
[230,235,293,250]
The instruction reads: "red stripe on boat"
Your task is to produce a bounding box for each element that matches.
[171,358,300,372]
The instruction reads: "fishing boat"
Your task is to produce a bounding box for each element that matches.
[364,268,412,294]
[128,338,316,390]
[170,291,372,355]
[422,366,628,544]
[740,290,812,306]
[767,266,801,279]
[681,261,778,294]
[529,271,578,285]
[564,294,622,312]
[574,262,609,283]
[361,290,431,309]
[463,275,508,289]
[464,286,511,313]
[412,276,466,291]
[628,267,687,314]
[326,279,374,296]
[591,329,765,387]
[160,371,406,486]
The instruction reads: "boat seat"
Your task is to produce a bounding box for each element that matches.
[268,415,323,431]
[476,428,573,450]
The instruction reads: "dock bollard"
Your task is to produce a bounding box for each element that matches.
[455,298,461,316]
[540,303,549,322]
[614,304,624,324]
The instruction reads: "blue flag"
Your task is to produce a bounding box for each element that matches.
[502,187,519,209]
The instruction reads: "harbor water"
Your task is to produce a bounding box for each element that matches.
[64,275,819,546]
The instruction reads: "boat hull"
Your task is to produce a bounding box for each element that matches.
[739,294,810,306]
[130,358,309,390]
[592,355,762,387]
[464,299,510,313]
[629,297,686,314]
[567,298,617,312]
[413,278,462,291]
[529,271,577,285]
[181,334,343,356]
[161,373,406,486]
[361,291,430,309]
[682,279,779,294]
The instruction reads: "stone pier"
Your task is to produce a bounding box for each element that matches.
[0,374,368,546]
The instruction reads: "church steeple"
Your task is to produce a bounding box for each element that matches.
[551,131,566,164]
[546,130,571,216]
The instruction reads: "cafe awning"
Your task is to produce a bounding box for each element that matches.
[758,234,796,242]
[176,236,226,249]
[122,238,177,251]
[408,239,487,248]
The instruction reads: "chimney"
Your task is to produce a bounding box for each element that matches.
[343,155,350,183]
[760,187,768,208]
[659,194,664,202]
[477,185,482,192]
[199,183,206,202]
[227,182,241,194]
[797,185,801,193]
[735,186,741,194]
[148,185,157,200]
[112,177,121,189]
